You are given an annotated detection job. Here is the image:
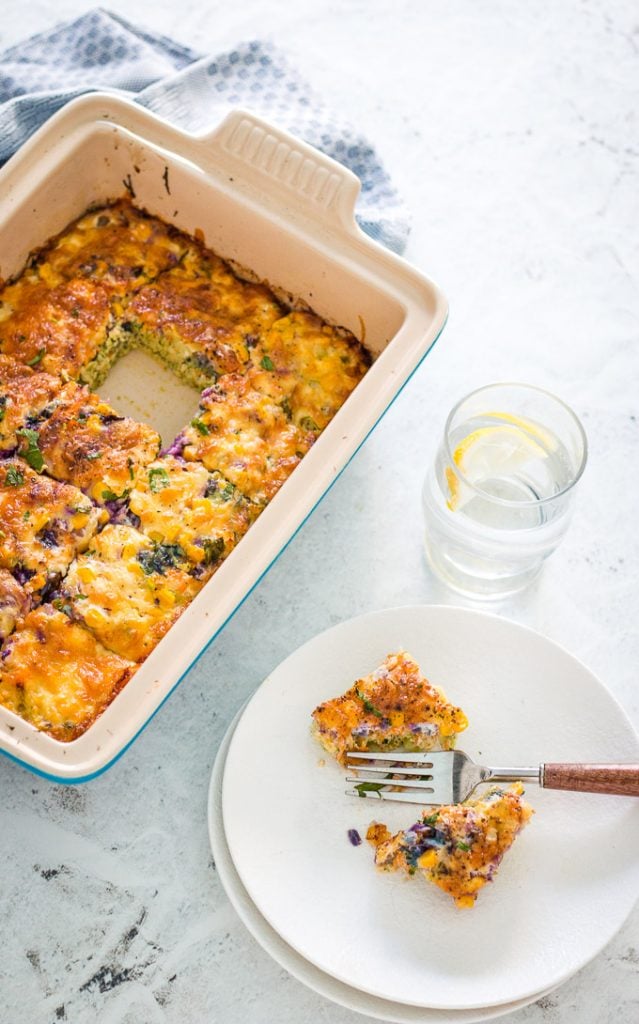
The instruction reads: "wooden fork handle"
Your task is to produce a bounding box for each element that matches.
[542,763,639,796]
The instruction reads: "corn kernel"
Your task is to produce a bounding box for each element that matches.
[157,588,175,610]
[418,850,438,869]
[84,607,107,629]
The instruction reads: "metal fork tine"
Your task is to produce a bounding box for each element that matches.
[346,788,441,805]
[346,751,438,765]
[346,775,435,790]
[345,749,541,805]
[346,764,433,778]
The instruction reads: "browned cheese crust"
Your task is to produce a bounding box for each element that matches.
[126,241,285,385]
[32,382,160,503]
[181,373,316,505]
[0,459,105,594]
[0,604,134,741]
[0,275,114,378]
[61,524,202,663]
[0,201,188,378]
[250,311,370,431]
[0,357,63,451]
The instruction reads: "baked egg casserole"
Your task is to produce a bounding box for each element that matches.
[0,200,370,740]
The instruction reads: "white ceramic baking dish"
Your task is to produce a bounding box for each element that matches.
[0,94,447,781]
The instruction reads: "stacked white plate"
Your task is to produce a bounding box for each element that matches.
[207,606,639,1023]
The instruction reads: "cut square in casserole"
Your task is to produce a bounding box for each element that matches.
[0,569,30,641]
[128,456,254,579]
[0,604,134,742]
[0,356,63,452]
[0,201,189,387]
[250,311,370,432]
[367,783,534,909]
[120,241,285,390]
[176,373,316,505]
[60,524,202,663]
[311,651,468,765]
[39,201,188,293]
[27,382,160,507]
[0,459,105,597]
[0,274,115,381]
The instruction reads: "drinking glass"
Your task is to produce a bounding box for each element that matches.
[422,383,588,598]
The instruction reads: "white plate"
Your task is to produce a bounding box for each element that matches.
[222,605,639,1010]
[209,709,560,1023]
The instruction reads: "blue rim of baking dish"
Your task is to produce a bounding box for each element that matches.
[0,313,447,783]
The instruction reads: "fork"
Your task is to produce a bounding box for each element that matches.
[345,750,639,804]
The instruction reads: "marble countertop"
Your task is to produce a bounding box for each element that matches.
[1,2,637,1022]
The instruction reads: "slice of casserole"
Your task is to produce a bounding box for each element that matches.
[27,382,160,506]
[0,357,63,453]
[0,604,134,741]
[177,373,316,505]
[367,783,533,908]
[40,201,188,294]
[60,524,202,662]
[121,241,284,390]
[0,274,115,380]
[0,459,105,597]
[250,311,370,432]
[311,651,468,765]
[0,201,189,386]
[128,457,253,579]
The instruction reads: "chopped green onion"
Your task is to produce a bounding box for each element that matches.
[354,781,386,797]
[101,487,130,503]
[148,466,170,493]
[26,348,45,367]
[191,417,210,436]
[355,687,384,719]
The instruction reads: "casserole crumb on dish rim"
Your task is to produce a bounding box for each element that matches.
[0,199,370,742]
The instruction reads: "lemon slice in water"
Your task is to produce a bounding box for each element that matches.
[446,417,554,512]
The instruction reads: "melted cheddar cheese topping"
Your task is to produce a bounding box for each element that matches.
[0,275,114,379]
[62,525,202,662]
[0,460,105,594]
[0,357,63,452]
[129,457,253,576]
[181,373,316,505]
[126,241,284,389]
[40,202,187,293]
[368,783,533,908]
[251,312,370,431]
[0,604,134,741]
[33,382,160,503]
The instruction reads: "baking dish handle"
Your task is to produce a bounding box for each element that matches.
[198,109,362,232]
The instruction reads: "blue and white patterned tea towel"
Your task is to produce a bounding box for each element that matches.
[0,9,409,253]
